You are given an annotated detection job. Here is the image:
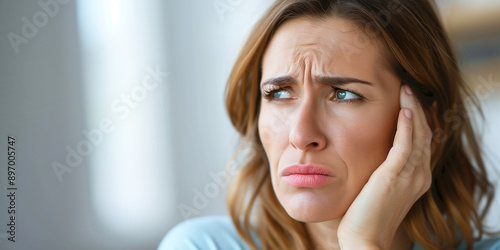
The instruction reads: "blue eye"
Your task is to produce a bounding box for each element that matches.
[273,89,291,99]
[262,87,292,100]
[336,90,360,100]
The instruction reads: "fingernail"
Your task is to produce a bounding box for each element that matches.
[404,85,413,95]
[404,109,412,119]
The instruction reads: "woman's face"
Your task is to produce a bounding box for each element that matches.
[258,17,401,222]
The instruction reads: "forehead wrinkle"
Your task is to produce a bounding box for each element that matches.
[288,44,333,82]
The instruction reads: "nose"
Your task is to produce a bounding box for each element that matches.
[289,99,327,152]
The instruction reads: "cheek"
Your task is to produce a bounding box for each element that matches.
[333,104,399,180]
[258,108,290,164]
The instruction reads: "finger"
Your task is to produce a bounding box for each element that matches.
[400,85,430,140]
[380,108,413,175]
[400,85,432,173]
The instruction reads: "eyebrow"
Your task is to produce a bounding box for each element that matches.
[260,75,375,87]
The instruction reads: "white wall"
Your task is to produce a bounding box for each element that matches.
[0,0,271,249]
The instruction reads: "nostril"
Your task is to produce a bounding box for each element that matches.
[311,142,318,147]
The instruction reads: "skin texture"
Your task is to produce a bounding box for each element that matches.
[258,17,432,249]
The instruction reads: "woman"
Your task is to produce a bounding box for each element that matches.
[159,0,499,249]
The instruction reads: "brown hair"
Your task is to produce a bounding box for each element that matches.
[224,0,495,249]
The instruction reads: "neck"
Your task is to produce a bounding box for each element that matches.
[305,219,411,250]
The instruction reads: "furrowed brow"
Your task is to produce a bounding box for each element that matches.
[260,75,297,87]
[260,75,375,87]
[314,75,374,87]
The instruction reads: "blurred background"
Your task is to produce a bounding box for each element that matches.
[0,0,499,249]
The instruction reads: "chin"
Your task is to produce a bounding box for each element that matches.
[279,192,348,223]
[287,208,346,223]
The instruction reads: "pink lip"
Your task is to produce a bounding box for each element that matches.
[281,164,335,187]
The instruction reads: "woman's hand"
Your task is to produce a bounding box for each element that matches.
[337,85,433,249]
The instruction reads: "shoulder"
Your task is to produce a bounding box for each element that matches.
[412,236,500,250]
[472,236,500,249]
[158,215,252,250]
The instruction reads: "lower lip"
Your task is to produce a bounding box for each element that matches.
[283,174,332,187]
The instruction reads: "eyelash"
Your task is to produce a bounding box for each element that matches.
[333,87,364,104]
[261,86,288,101]
[261,86,364,104]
